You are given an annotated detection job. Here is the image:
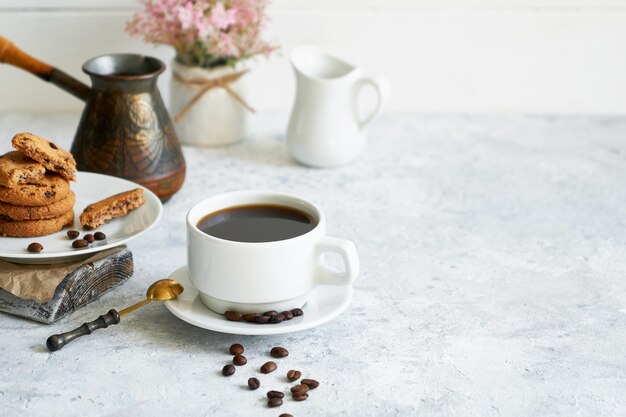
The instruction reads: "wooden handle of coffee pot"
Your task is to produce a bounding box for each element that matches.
[0,35,54,78]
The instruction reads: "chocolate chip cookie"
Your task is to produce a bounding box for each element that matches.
[0,173,71,206]
[0,209,74,237]
[0,191,75,221]
[80,188,145,229]
[12,132,77,181]
[0,151,46,188]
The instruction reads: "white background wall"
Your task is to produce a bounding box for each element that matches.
[1,0,626,114]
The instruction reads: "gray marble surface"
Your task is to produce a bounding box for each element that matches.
[0,112,625,416]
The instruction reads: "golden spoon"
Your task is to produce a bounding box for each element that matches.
[46,279,184,352]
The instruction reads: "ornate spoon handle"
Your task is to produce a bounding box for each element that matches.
[46,309,121,352]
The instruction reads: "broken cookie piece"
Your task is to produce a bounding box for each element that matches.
[11,132,77,181]
[80,188,145,229]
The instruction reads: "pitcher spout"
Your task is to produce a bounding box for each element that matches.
[290,45,357,81]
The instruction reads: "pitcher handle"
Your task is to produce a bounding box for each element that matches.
[354,76,390,129]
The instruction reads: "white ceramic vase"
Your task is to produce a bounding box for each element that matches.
[170,61,248,146]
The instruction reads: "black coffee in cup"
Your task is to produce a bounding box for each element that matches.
[197,204,316,243]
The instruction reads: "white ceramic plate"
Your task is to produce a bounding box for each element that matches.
[0,172,162,264]
[164,266,353,336]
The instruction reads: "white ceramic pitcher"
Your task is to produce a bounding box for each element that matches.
[287,46,389,167]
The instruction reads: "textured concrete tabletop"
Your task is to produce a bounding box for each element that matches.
[0,113,625,417]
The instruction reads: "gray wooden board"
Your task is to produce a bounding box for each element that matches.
[0,247,133,324]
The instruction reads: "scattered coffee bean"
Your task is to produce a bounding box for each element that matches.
[67,230,80,239]
[291,308,304,317]
[281,310,294,320]
[301,379,319,389]
[292,392,308,401]
[229,343,244,355]
[287,370,301,381]
[270,314,285,324]
[222,364,235,376]
[261,361,277,374]
[263,310,278,317]
[27,242,43,253]
[268,398,283,408]
[94,231,106,241]
[243,313,258,322]
[233,354,247,366]
[255,315,271,324]
[279,414,294,417]
[72,239,89,249]
[83,233,95,243]
[270,347,289,358]
[247,377,260,390]
[225,311,243,321]
[290,384,309,395]
[267,390,285,399]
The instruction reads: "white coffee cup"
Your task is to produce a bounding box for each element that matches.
[186,190,360,314]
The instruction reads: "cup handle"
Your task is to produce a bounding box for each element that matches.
[354,76,390,129]
[315,236,360,285]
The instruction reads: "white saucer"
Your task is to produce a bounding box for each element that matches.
[0,172,162,264]
[164,266,353,336]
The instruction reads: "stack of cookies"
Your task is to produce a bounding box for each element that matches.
[0,133,77,237]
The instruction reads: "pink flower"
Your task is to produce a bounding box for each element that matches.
[210,2,237,31]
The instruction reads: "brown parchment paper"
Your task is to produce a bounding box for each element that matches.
[0,247,124,303]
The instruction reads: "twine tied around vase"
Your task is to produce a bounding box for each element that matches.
[172,69,255,123]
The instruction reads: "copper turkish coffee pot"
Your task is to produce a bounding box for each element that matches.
[0,36,185,202]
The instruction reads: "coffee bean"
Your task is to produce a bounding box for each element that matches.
[229,343,244,355]
[225,311,243,321]
[267,398,283,408]
[67,230,79,239]
[243,313,258,322]
[72,239,89,249]
[281,310,294,320]
[270,314,285,324]
[287,370,301,381]
[267,390,284,399]
[270,347,289,358]
[301,379,319,389]
[27,242,43,253]
[233,354,247,366]
[290,384,309,395]
[247,377,260,390]
[94,231,106,241]
[293,392,308,401]
[83,233,95,243]
[279,414,294,417]
[263,310,278,317]
[291,308,304,317]
[255,315,271,324]
[222,364,235,376]
[261,361,277,373]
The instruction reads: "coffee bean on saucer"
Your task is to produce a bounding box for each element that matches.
[267,390,284,399]
[301,379,319,389]
[229,343,244,355]
[261,361,277,374]
[290,384,309,395]
[293,392,308,401]
[83,233,95,243]
[67,230,80,239]
[279,414,294,417]
[268,397,283,408]
[281,311,294,320]
[248,377,260,390]
[222,364,235,376]
[225,311,243,321]
[233,354,247,366]
[255,315,271,324]
[263,310,278,317]
[291,308,304,317]
[94,231,106,241]
[27,242,43,253]
[243,313,258,322]
[270,347,289,358]
[72,239,89,249]
[287,370,301,381]
[270,314,285,324]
